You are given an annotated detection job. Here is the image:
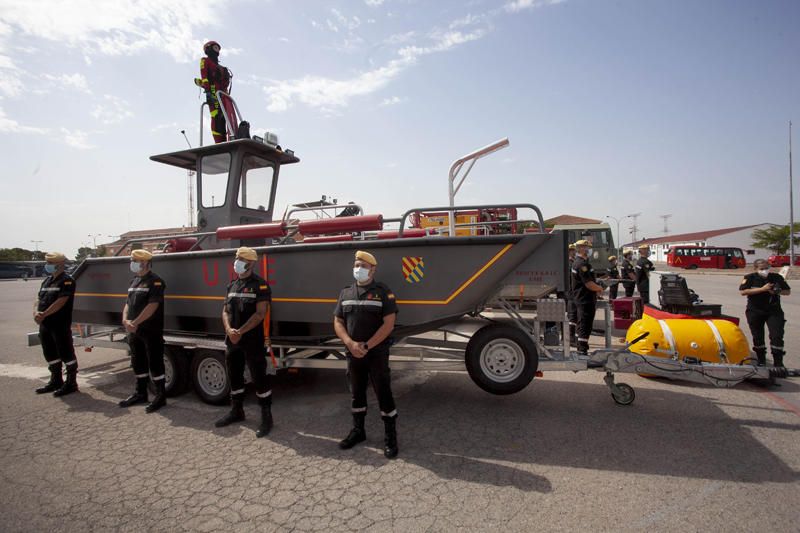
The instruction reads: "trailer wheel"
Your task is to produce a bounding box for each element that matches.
[148,346,189,397]
[611,383,635,406]
[465,325,538,395]
[191,350,229,405]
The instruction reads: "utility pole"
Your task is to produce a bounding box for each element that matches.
[181,130,195,228]
[659,214,672,235]
[790,120,795,267]
[30,240,43,260]
[627,212,642,243]
[87,234,102,256]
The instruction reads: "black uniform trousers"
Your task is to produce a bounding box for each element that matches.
[567,297,578,338]
[39,323,77,374]
[575,299,596,350]
[745,309,785,364]
[609,281,619,300]
[637,281,650,305]
[127,330,165,382]
[348,348,396,418]
[624,280,635,298]
[225,339,272,403]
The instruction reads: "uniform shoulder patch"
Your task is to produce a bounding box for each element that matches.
[581,266,588,272]
[259,285,267,289]
[153,281,162,286]
[64,281,73,285]
[387,292,395,299]
[740,277,747,284]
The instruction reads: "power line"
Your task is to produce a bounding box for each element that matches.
[659,214,672,235]
[627,212,642,243]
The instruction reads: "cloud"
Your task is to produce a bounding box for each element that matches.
[380,96,404,106]
[0,106,49,134]
[365,0,385,6]
[150,122,180,133]
[42,73,91,94]
[505,0,565,13]
[91,95,133,125]
[264,28,486,113]
[60,127,94,150]
[0,0,219,63]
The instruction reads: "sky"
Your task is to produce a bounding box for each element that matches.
[0,0,798,255]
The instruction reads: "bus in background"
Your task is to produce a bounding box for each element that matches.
[551,223,615,275]
[667,246,746,269]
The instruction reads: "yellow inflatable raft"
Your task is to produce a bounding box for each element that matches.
[625,314,750,364]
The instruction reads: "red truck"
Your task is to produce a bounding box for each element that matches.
[768,255,800,267]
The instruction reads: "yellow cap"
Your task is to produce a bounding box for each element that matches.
[638,244,650,250]
[608,255,617,261]
[131,249,153,261]
[623,248,633,255]
[355,250,377,266]
[568,244,576,250]
[574,239,591,247]
[236,247,258,262]
[45,252,66,263]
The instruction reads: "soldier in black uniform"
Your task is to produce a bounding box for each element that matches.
[634,244,655,305]
[571,240,605,355]
[566,244,578,343]
[216,247,274,438]
[739,259,791,367]
[33,252,79,396]
[334,250,399,459]
[119,249,167,413]
[620,249,636,297]
[607,255,620,300]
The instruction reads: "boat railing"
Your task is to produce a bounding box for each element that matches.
[112,231,216,256]
[397,203,546,236]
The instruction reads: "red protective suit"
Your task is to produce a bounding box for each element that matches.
[199,55,231,143]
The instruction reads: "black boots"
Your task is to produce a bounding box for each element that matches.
[339,413,367,449]
[215,396,245,427]
[145,379,167,413]
[755,349,767,367]
[53,370,78,397]
[383,416,398,459]
[119,377,149,407]
[36,368,63,394]
[773,354,785,368]
[577,340,589,356]
[255,400,273,438]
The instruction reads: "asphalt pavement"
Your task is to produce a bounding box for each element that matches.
[0,275,798,532]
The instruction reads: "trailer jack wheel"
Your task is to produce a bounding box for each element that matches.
[604,372,635,406]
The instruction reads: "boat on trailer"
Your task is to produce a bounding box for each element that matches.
[32,108,796,405]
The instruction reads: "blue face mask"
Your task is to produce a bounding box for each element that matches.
[44,264,57,274]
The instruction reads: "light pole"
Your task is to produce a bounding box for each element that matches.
[605,216,621,255]
[30,240,43,260]
[87,234,102,256]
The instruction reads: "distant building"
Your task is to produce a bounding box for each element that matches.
[103,227,197,256]
[544,214,602,226]
[624,223,778,263]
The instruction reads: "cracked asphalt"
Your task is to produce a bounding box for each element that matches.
[1,275,798,532]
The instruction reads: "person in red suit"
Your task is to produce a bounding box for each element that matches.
[196,41,231,143]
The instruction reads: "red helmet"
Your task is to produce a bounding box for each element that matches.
[203,41,221,54]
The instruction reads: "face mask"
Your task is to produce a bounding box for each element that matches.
[758,269,769,278]
[234,259,249,275]
[44,264,57,274]
[130,261,143,274]
[353,266,371,283]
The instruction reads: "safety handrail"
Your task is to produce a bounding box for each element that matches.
[215,90,242,141]
[284,204,364,221]
[397,203,545,236]
[112,231,216,256]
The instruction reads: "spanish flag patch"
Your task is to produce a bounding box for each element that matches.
[154,282,162,286]
[387,293,395,300]
[259,285,268,289]
[64,281,73,285]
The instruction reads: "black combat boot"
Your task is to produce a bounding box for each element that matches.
[339,412,367,449]
[577,340,589,356]
[53,370,78,397]
[215,396,245,427]
[382,416,398,459]
[119,377,149,407]
[255,398,273,438]
[145,379,167,413]
[755,348,767,367]
[772,353,785,368]
[36,367,63,394]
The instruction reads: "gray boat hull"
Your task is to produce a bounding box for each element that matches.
[72,233,567,342]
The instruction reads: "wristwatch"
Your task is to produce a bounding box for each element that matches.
[363,342,369,351]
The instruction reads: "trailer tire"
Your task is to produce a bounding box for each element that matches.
[148,346,189,397]
[465,325,538,395]
[191,350,229,405]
